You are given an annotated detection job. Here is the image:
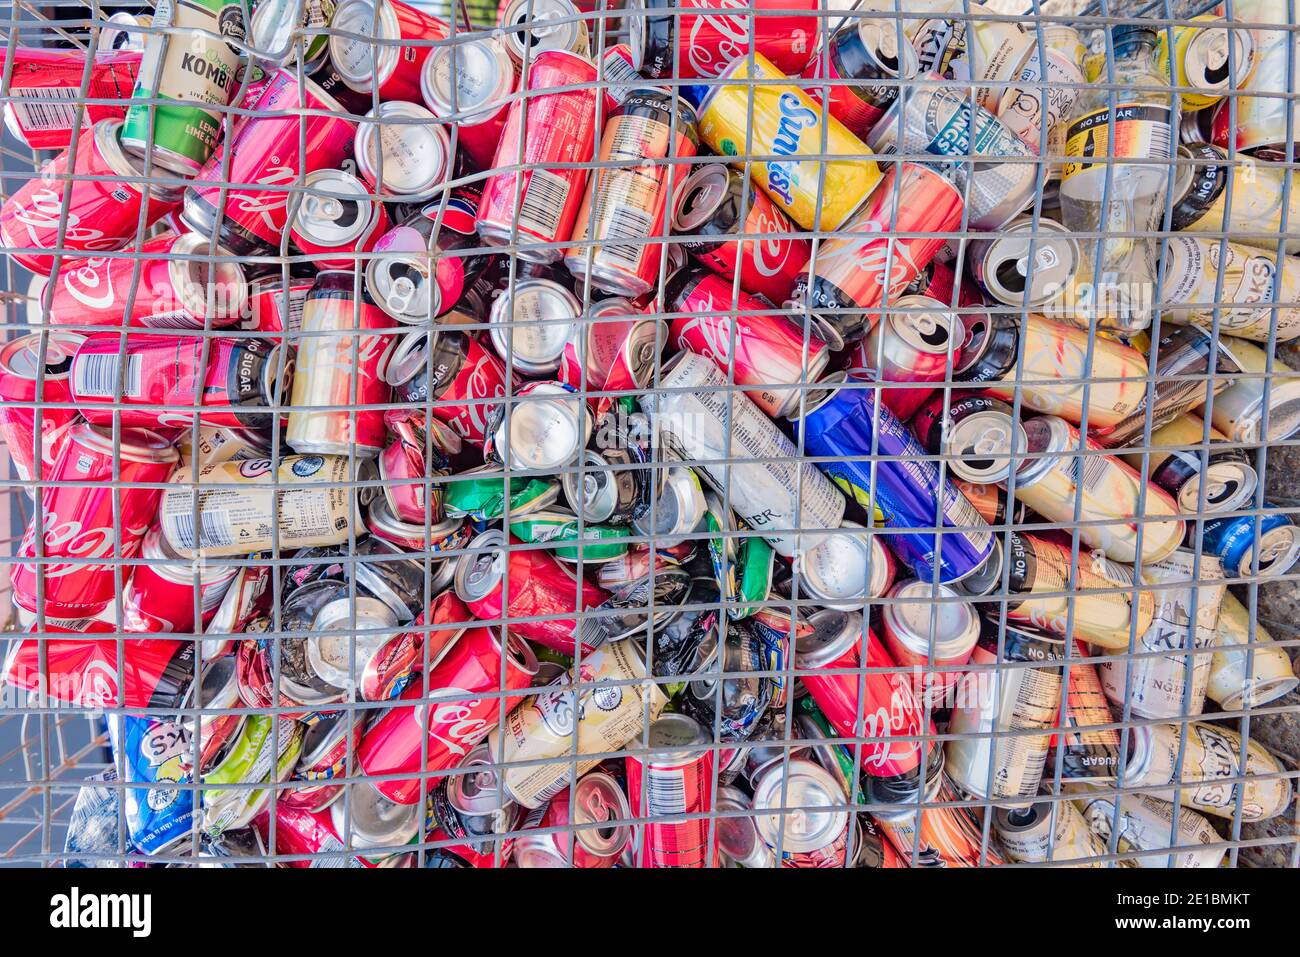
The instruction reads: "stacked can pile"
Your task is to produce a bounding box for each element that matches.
[1,0,1298,868]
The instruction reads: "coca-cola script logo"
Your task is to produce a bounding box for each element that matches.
[414,688,492,761]
[4,186,115,250]
[685,0,751,77]
[20,511,121,578]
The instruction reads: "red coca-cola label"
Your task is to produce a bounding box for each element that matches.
[690,196,809,304]
[0,47,140,150]
[625,751,717,868]
[640,0,818,79]
[431,335,510,445]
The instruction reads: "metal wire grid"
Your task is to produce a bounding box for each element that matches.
[0,0,1295,867]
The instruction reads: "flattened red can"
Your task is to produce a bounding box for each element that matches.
[357,623,538,804]
[629,0,819,79]
[0,331,85,483]
[672,164,810,304]
[0,120,181,275]
[478,50,600,261]
[182,71,357,256]
[12,423,178,618]
[69,332,290,430]
[667,267,829,418]
[453,529,609,655]
[417,331,512,446]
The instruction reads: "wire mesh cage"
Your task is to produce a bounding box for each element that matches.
[0,0,1298,869]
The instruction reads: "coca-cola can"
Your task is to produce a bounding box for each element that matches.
[45,231,248,329]
[0,119,181,275]
[496,0,591,67]
[795,608,933,779]
[564,88,699,298]
[69,332,290,430]
[845,296,963,421]
[354,101,452,202]
[328,0,450,102]
[671,164,810,304]
[123,525,238,634]
[357,622,538,804]
[786,162,965,350]
[419,35,516,171]
[453,528,609,655]
[750,758,850,867]
[802,18,918,139]
[1,46,139,151]
[666,267,829,418]
[478,50,600,262]
[244,268,315,338]
[13,423,178,617]
[559,298,664,416]
[287,271,395,458]
[182,71,356,256]
[629,0,819,79]
[625,713,718,868]
[0,331,85,484]
[291,169,390,271]
[389,330,510,445]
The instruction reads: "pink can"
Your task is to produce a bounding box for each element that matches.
[181,70,356,255]
[0,119,181,275]
[357,622,538,804]
[477,50,599,262]
[12,422,178,618]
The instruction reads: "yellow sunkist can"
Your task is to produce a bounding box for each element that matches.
[695,52,882,232]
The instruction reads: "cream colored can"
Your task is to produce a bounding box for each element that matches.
[1097,550,1226,720]
[1161,236,1300,342]
[160,455,368,558]
[1198,336,1300,443]
[1120,412,1258,515]
[994,799,1106,867]
[489,638,668,809]
[1075,790,1224,868]
[1011,415,1185,564]
[1208,590,1300,710]
[1125,721,1292,822]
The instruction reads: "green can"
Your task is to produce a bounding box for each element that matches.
[121,0,251,175]
[509,509,630,563]
[444,468,560,522]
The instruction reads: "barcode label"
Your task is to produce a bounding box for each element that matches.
[1070,453,1110,493]
[601,55,639,104]
[73,354,142,399]
[646,766,687,815]
[286,288,308,333]
[167,509,236,550]
[600,203,653,269]
[9,87,82,132]
[518,168,569,240]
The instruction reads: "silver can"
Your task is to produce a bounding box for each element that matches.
[355,101,452,202]
[793,521,894,609]
[488,278,581,377]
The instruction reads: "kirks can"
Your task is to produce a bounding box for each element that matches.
[793,376,993,584]
[696,52,881,232]
[120,0,249,175]
[0,119,181,275]
[946,622,1064,804]
[1012,414,1186,565]
[357,623,537,805]
[1076,791,1224,869]
[625,713,717,868]
[628,0,818,79]
[671,164,810,304]
[641,350,846,558]
[1207,591,1300,711]
[489,638,668,809]
[69,332,289,430]
[13,423,178,617]
[786,162,963,349]
[287,271,395,457]
[478,50,600,261]
[1200,336,1300,444]
[1160,235,1300,342]
[566,88,699,298]
[666,267,830,418]
[158,454,372,558]
[181,70,355,255]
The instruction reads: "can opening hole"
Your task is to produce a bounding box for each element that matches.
[995,257,1027,294]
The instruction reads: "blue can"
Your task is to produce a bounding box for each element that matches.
[1202,509,1300,578]
[795,377,993,583]
[109,713,197,856]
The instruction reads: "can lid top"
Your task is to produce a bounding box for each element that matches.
[1241,520,1300,577]
[501,0,586,58]
[333,782,421,848]
[853,18,920,79]
[299,711,359,770]
[632,464,706,539]
[0,330,83,398]
[883,295,958,355]
[944,406,1028,484]
[978,218,1079,307]
[328,0,402,90]
[355,102,451,200]
[455,528,507,603]
[671,164,733,234]
[644,712,709,753]
[421,35,514,123]
[378,331,431,387]
[750,758,848,853]
[97,119,183,200]
[168,233,248,321]
[1015,414,1074,488]
[1184,23,1254,92]
[570,770,632,857]
[496,388,588,472]
[294,168,376,248]
[489,279,580,373]
[448,743,513,816]
[882,578,979,658]
[795,607,864,669]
